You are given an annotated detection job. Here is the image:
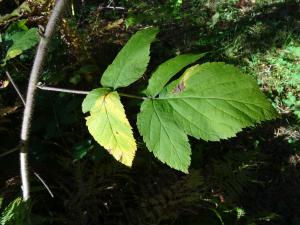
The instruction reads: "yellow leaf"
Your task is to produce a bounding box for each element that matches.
[86,91,136,166]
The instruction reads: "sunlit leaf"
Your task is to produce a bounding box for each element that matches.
[101,27,159,89]
[82,88,110,113]
[138,62,277,172]
[145,53,204,97]
[137,99,191,173]
[83,89,136,166]
[0,197,26,225]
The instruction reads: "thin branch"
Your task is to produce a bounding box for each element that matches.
[0,147,19,158]
[20,0,69,202]
[37,84,147,100]
[37,84,89,95]
[5,71,26,106]
[104,6,125,10]
[33,172,54,198]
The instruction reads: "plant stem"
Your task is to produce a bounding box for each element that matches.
[37,84,147,99]
[37,84,89,95]
[5,71,26,106]
[20,0,69,202]
[0,147,19,158]
[118,92,147,100]
[33,172,54,198]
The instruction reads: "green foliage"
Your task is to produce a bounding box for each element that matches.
[125,0,185,28]
[283,92,300,118]
[0,198,27,225]
[83,28,277,172]
[101,27,158,89]
[73,140,93,160]
[1,20,39,65]
[137,99,191,172]
[157,63,277,141]
[247,42,300,120]
[145,53,204,97]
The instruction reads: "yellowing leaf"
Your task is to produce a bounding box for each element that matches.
[84,89,136,166]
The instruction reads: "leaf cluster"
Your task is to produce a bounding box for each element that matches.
[82,27,277,173]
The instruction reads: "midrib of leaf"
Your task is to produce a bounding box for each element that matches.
[157,96,271,109]
[154,93,275,141]
[103,95,121,150]
[163,96,275,121]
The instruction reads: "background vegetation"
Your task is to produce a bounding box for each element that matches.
[0,0,299,224]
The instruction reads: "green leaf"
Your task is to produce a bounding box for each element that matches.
[137,99,191,173]
[82,88,111,113]
[5,19,29,34]
[101,27,159,89]
[0,197,26,225]
[138,62,277,172]
[73,140,93,160]
[159,62,278,141]
[145,53,204,97]
[2,28,39,64]
[84,89,136,166]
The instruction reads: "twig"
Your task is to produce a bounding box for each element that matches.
[104,6,125,10]
[33,172,54,198]
[0,147,19,158]
[119,92,147,100]
[37,84,147,99]
[37,84,89,95]
[5,71,26,106]
[20,0,69,202]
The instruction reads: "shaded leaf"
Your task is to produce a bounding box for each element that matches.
[2,28,39,64]
[145,53,204,97]
[73,140,93,160]
[84,90,136,166]
[101,27,159,89]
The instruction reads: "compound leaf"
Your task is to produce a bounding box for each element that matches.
[159,62,278,141]
[145,53,204,97]
[137,99,191,173]
[137,62,277,172]
[101,27,159,89]
[84,90,136,166]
